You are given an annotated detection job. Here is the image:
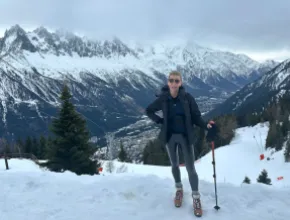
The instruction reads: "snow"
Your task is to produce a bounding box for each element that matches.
[0,26,279,87]
[273,68,290,90]
[1,123,290,220]
[102,123,290,188]
[0,26,281,118]
[257,59,290,89]
[2,50,164,84]
[0,32,17,55]
[1,99,7,124]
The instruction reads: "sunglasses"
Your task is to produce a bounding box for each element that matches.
[168,78,180,83]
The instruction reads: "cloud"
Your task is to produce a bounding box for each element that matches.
[1,0,290,61]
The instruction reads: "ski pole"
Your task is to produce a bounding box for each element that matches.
[211,141,220,210]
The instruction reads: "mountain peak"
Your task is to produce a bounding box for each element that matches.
[33,26,51,37]
[5,24,26,36]
[0,24,36,55]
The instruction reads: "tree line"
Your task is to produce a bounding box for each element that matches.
[0,135,52,160]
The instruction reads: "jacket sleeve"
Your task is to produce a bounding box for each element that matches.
[187,94,208,130]
[145,97,163,124]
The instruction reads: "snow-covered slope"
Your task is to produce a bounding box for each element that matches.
[206,59,290,118]
[102,121,290,186]
[1,123,290,220]
[0,24,278,139]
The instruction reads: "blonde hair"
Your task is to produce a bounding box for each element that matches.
[168,71,182,80]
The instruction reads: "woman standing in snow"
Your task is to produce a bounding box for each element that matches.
[145,70,216,217]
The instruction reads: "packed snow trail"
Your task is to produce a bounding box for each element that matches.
[1,160,290,220]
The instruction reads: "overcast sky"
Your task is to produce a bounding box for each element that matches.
[0,0,290,61]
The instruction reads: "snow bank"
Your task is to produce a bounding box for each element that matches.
[0,158,43,173]
[1,122,290,220]
[1,164,290,220]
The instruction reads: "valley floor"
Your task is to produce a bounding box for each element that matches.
[1,123,290,220]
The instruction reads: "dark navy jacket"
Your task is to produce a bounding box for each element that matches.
[146,85,208,146]
[167,95,186,135]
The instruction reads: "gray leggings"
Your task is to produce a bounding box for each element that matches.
[166,134,199,192]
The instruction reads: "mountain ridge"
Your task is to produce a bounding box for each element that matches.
[0,24,279,139]
[205,58,290,119]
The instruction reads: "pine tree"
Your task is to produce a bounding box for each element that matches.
[280,114,290,137]
[243,176,251,184]
[257,169,272,185]
[142,139,170,166]
[43,84,100,175]
[24,136,32,154]
[46,136,53,158]
[284,139,290,162]
[39,135,47,159]
[3,139,11,155]
[266,122,277,149]
[16,138,24,155]
[31,137,39,157]
[265,94,290,151]
[118,142,128,162]
[211,114,236,148]
[193,127,206,158]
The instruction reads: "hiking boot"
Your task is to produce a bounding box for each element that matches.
[192,192,202,217]
[174,188,183,207]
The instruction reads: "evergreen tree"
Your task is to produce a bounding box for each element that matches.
[212,114,236,148]
[264,93,290,151]
[46,136,53,154]
[245,113,261,126]
[284,139,290,162]
[24,136,32,154]
[39,135,47,159]
[16,138,24,155]
[0,138,10,155]
[31,137,39,157]
[274,126,285,151]
[266,122,277,149]
[43,84,100,175]
[280,114,290,137]
[3,139,11,155]
[118,142,128,162]
[243,176,251,184]
[257,169,272,185]
[192,127,206,159]
[142,139,170,166]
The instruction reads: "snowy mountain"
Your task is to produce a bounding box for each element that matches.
[1,123,290,220]
[0,24,278,139]
[205,59,290,119]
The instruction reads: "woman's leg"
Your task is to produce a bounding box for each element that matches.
[177,135,199,195]
[166,134,182,189]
